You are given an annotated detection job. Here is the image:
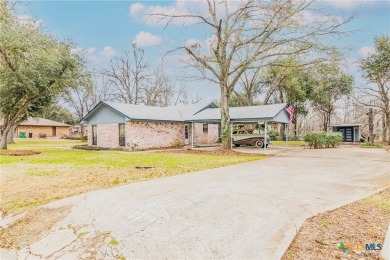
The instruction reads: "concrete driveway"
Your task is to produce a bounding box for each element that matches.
[9,146,390,259]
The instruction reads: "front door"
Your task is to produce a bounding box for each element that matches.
[344,127,353,142]
[184,125,189,145]
[52,127,56,137]
[339,127,353,142]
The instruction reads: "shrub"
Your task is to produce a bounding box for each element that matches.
[304,131,327,149]
[72,145,110,151]
[80,135,87,142]
[62,135,81,140]
[325,132,342,148]
[171,139,181,147]
[268,130,279,141]
[38,133,47,138]
[304,131,342,149]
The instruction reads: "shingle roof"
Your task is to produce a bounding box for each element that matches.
[187,103,288,122]
[90,101,216,122]
[18,117,71,127]
[81,101,289,123]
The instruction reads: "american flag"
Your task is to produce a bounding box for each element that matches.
[285,106,294,124]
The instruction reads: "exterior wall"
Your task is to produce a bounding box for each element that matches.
[96,123,120,148]
[15,126,69,138]
[125,121,184,149]
[193,123,219,144]
[88,105,126,125]
[87,125,93,146]
[88,121,220,149]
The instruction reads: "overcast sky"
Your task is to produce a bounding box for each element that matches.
[21,0,390,101]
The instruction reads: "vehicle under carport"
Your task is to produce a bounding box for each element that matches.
[185,103,291,151]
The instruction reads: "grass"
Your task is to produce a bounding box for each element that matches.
[360,142,382,148]
[271,140,306,146]
[283,188,390,259]
[0,206,71,250]
[1,139,264,216]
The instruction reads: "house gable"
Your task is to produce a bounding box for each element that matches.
[272,107,290,124]
[86,104,128,125]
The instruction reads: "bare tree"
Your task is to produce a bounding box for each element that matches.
[61,73,113,135]
[151,0,355,149]
[99,44,149,104]
[61,74,94,122]
[144,65,174,106]
[356,36,390,144]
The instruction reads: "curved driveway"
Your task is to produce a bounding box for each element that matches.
[14,146,390,259]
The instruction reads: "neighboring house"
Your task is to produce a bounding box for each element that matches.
[81,101,290,149]
[0,117,71,138]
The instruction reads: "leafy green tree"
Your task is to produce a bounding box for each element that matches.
[310,64,353,131]
[358,35,390,144]
[262,58,316,137]
[152,0,355,149]
[40,102,77,125]
[0,2,84,149]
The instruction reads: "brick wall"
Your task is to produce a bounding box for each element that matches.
[88,121,219,149]
[15,126,69,138]
[125,121,184,149]
[87,125,93,146]
[96,123,120,148]
[193,123,219,144]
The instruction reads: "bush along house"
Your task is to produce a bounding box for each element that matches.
[81,101,291,150]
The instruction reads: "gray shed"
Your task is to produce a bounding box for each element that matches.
[330,124,362,143]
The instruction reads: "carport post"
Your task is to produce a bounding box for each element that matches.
[191,122,194,149]
[264,121,267,152]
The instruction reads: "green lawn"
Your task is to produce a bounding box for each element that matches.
[1,139,264,216]
[271,140,306,146]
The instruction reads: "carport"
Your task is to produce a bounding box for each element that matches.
[185,103,291,151]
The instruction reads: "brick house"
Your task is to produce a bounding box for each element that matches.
[81,101,290,150]
[0,117,71,138]
[81,101,219,149]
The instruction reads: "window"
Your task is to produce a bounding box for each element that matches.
[119,124,125,147]
[184,125,189,139]
[203,124,208,133]
[92,125,97,145]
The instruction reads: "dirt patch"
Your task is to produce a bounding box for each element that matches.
[160,148,270,157]
[0,206,71,250]
[0,150,41,156]
[283,188,390,259]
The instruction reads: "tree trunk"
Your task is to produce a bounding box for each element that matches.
[382,113,387,143]
[368,108,374,145]
[220,89,231,150]
[387,111,390,145]
[294,114,298,137]
[0,125,11,149]
[7,125,16,144]
[323,114,327,131]
[279,123,285,140]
